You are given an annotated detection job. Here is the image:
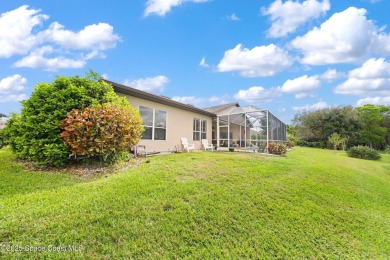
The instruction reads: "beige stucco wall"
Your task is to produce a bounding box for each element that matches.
[118,94,213,152]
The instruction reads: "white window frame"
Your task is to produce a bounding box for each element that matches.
[139,106,167,141]
[193,118,207,141]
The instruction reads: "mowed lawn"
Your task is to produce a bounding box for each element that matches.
[0,147,389,259]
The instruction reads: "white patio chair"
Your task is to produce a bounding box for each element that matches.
[201,139,214,151]
[181,137,195,152]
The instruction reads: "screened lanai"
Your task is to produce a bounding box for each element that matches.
[212,105,286,153]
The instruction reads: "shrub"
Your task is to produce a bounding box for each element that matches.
[286,140,295,149]
[0,130,6,149]
[347,146,381,161]
[384,145,390,154]
[3,72,131,166]
[268,142,287,156]
[296,140,325,148]
[60,104,143,162]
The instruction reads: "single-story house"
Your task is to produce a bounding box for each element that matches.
[105,80,286,153]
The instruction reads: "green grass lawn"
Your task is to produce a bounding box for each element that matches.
[1,147,389,259]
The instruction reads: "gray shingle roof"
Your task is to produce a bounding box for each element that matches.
[202,103,240,114]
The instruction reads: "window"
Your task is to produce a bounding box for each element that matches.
[193,118,207,141]
[139,106,167,140]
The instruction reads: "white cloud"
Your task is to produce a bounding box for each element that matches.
[124,75,169,93]
[320,69,346,82]
[101,73,109,79]
[172,96,203,106]
[0,93,27,103]
[0,5,48,58]
[199,57,209,68]
[172,95,229,107]
[348,58,390,79]
[144,0,209,17]
[234,86,282,103]
[0,74,27,93]
[292,101,328,111]
[262,0,330,38]
[281,75,320,98]
[356,96,390,106]
[227,13,240,21]
[37,22,119,51]
[13,46,86,70]
[334,58,390,96]
[208,96,228,104]
[217,44,293,77]
[291,7,390,65]
[0,5,119,70]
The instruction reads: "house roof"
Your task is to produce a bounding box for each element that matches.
[0,113,7,118]
[104,80,216,117]
[202,102,240,114]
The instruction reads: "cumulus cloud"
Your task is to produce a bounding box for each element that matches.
[356,96,390,106]
[199,57,209,68]
[0,74,27,93]
[0,94,27,103]
[334,58,390,96]
[292,101,328,111]
[0,93,28,103]
[291,7,390,65]
[0,5,48,58]
[0,74,28,103]
[37,22,119,51]
[281,75,320,98]
[172,96,203,106]
[217,44,293,77]
[262,0,330,38]
[320,69,346,82]
[124,75,169,93]
[0,5,119,70]
[144,0,209,17]
[234,86,282,103]
[348,58,390,79]
[172,95,229,107]
[13,46,86,70]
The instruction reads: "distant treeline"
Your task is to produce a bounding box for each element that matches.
[289,104,390,150]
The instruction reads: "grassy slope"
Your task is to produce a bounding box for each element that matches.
[0,147,389,259]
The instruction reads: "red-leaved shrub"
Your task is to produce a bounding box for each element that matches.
[268,142,287,156]
[60,104,143,161]
[286,140,295,149]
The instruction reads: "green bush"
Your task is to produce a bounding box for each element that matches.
[347,146,381,160]
[3,72,132,166]
[296,140,325,148]
[60,103,143,163]
[0,129,6,149]
[268,142,287,156]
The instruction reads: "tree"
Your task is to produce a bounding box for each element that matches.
[357,105,388,149]
[4,72,138,166]
[293,106,362,147]
[328,133,342,153]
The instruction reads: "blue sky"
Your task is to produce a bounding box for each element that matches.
[1,0,390,123]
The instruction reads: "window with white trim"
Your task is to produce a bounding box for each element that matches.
[193,118,207,141]
[139,106,167,140]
